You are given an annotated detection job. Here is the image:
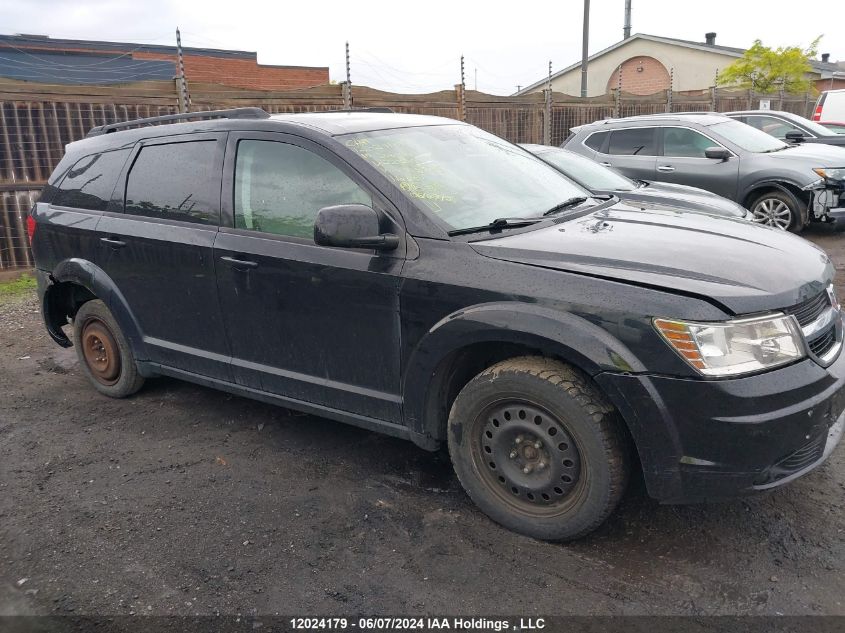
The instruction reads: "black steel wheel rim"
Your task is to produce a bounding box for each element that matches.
[471,399,585,516]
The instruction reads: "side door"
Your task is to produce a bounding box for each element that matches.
[96,133,231,380]
[594,127,658,181]
[656,126,740,199]
[214,132,404,422]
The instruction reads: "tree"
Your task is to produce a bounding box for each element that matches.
[716,37,822,94]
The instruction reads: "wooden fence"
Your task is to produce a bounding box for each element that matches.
[0,78,816,269]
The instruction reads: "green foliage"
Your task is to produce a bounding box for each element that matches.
[0,272,36,302]
[716,37,822,94]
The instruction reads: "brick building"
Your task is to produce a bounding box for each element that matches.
[518,33,845,97]
[0,33,329,90]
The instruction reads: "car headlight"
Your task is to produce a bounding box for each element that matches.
[654,314,805,377]
[813,167,845,181]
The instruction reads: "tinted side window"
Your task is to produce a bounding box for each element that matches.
[125,140,219,224]
[584,131,608,151]
[608,128,656,155]
[662,127,718,158]
[53,149,129,211]
[234,140,371,239]
[745,115,804,140]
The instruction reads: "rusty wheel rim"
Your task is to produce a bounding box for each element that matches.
[81,318,120,386]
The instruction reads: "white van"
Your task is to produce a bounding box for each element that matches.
[813,89,845,124]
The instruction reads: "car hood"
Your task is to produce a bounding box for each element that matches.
[768,142,845,164]
[599,181,748,218]
[802,136,845,148]
[471,202,832,315]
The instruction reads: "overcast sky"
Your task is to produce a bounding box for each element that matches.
[5,0,844,95]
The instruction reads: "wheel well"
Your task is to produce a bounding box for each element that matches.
[422,342,588,444]
[46,281,97,325]
[743,183,810,210]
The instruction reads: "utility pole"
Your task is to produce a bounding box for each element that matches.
[580,0,590,98]
[342,41,352,109]
[175,27,191,113]
[623,0,632,39]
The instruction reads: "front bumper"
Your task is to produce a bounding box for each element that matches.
[596,348,845,503]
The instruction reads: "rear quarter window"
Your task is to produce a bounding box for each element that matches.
[584,131,608,152]
[52,149,130,211]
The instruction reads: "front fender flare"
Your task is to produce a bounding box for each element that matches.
[48,258,147,360]
[402,302,646,442]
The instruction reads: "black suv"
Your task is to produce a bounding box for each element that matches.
[31,108,845,540]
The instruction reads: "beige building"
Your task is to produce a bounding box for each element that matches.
[517,33,845,97]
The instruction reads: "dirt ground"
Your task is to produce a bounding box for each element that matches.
[1,229,845,618]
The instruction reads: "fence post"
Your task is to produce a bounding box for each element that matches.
[343,42,352,109]
[543,60,552,145]
[666,68,673,113]
[803,91,811,118]
[614,64,622,118]
[711,84,717,112]
[455,84,466,122]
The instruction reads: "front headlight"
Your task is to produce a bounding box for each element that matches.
[813,167,845,182]
[654,314,805,377]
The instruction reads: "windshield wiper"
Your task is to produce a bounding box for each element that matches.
[542,196,589,216]
[447,217,542,236]
[761,146,788,153]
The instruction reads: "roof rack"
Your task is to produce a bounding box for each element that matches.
[86,107,270,137]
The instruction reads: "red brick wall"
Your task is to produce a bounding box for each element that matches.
[606,55,670,95]
[815,78,845,93]
[134,51,328,90]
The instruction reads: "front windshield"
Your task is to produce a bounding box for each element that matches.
[708,120,788,153]
[822,122,845,135]
[537,148,636,191]
[343,125,590,230]
[798,117,840,136]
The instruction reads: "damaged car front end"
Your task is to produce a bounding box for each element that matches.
[806,167,845,225]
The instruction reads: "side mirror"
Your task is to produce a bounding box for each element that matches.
[785,131,806,143]
[704,147,731,161]
[314,204,399,251]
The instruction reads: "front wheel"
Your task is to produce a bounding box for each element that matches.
[749,190,804,232]
[447,356,630,541]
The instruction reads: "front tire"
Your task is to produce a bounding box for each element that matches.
[447,356,629,541]
[749,190,804,232]
[73,299,144,398]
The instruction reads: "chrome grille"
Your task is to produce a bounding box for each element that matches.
[809,325,837,357]
[790,292,830,327]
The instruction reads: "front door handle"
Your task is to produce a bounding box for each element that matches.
[599,162,612,167]
[100,236,127,248]
[220,255,258,270]
[656,165,675,173]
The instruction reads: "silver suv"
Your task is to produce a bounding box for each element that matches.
[563,113,845,232]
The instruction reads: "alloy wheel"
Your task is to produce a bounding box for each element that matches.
[751,198,793,230]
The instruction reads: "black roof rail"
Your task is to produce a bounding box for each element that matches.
[336,107,395,113]
[86,107,271,137]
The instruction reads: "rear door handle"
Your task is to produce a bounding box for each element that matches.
[656,165,675,173]
[100,236,127,248]
[220,255,258,270]
[599,162,612,167]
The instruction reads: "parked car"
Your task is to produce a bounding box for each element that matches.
[31,109,845,541]
[563,113,845,232]
[725,110,845,147]
[813,89,845,124]
[521,143,749,219]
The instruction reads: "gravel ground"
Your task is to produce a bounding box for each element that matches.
[1,230,844,618]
